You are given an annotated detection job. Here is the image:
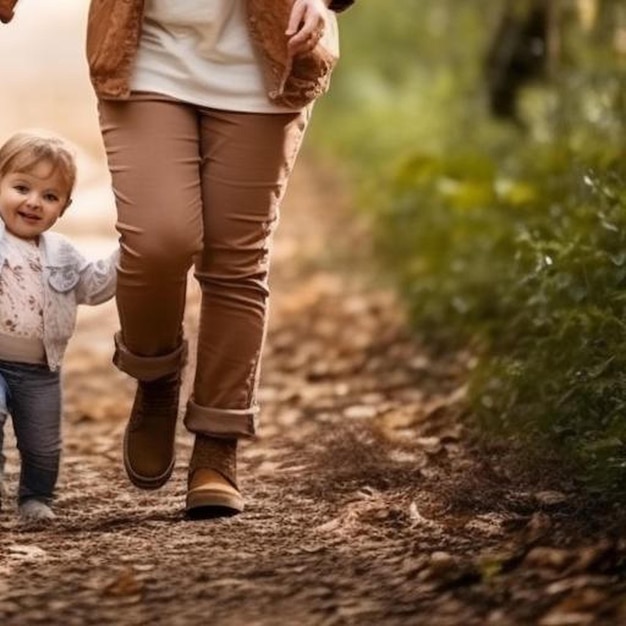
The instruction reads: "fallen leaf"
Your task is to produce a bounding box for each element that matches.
[8,545,47,560]
[103,568,143,597]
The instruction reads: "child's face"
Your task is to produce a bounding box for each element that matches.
[0,160,70,241]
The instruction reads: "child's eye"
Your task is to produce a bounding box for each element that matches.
[13,185,28,194]
[44,193,60,203]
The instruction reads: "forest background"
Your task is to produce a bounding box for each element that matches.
[1,0,624,499]
[311,0,626,497]
[0,2,625,623]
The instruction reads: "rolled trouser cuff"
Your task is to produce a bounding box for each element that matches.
[113,332,188,382]
[184,397,258,439]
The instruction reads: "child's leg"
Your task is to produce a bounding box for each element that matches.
[0,410,6,509]
[0,410,6,503]
[0,411,6,474]
[4,363,61,508]
[0,371,11,504]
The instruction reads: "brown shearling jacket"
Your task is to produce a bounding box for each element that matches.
[1,0,354,109]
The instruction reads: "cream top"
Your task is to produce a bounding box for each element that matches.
[0,231,46,363]
[0,231,45,341]
[130,0,294,113]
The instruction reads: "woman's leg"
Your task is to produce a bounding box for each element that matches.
[187,108,308,435]
[184,107,309,514]
[99,93,204,356]
[98,93,203,488]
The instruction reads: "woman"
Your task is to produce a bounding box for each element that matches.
[1,0,355,518]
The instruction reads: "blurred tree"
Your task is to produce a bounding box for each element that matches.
[484,0,559,124]
[484,0,624,126]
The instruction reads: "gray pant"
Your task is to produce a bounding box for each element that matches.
[0,361,61,504]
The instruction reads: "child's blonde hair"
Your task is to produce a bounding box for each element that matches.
[0,130,77,201]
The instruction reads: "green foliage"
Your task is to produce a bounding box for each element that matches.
[313,0,626,492]
[311,0,487,167]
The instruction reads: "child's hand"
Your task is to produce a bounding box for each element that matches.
[286,0,330,57]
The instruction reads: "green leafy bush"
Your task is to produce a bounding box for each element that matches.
[313,0,626,491]
[385,144,626,490]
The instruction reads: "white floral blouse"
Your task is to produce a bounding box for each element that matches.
[0,221,119,370]
[0,230,45,341]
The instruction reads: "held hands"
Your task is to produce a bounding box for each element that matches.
[286,0,331,57]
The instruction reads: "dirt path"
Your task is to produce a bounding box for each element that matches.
[0,157,624,626]
[1,6,625,624]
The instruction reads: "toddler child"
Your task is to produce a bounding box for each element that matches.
[0,130,118,521]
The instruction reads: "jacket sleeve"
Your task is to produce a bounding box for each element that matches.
[328,0,354,13]
[74,248,119,306]
[0,0,18,24]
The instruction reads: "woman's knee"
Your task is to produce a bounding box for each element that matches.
[197,246,271,292]
[120,225,202,276]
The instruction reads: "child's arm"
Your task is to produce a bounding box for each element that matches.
[74,247,119,306]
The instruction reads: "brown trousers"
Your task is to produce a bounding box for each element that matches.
[98,93,308,438]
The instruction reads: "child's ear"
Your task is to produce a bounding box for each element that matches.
[61,197,73,216]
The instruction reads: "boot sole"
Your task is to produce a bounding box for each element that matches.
[123,429,175,490]
[185,486,245,518]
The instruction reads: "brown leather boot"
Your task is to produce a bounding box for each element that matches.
[114,334,187,490]
[123,372,181,489]
[185,435,244,518]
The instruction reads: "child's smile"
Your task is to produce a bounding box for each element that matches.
[0,160,70,241]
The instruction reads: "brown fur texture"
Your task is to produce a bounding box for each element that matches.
[246,0,340,108]
[4,0,351,106]
[0,0,17,24]
[86,0,146,99]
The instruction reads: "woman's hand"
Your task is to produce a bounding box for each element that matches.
[0,0,18,24]
[286,0,330,57]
